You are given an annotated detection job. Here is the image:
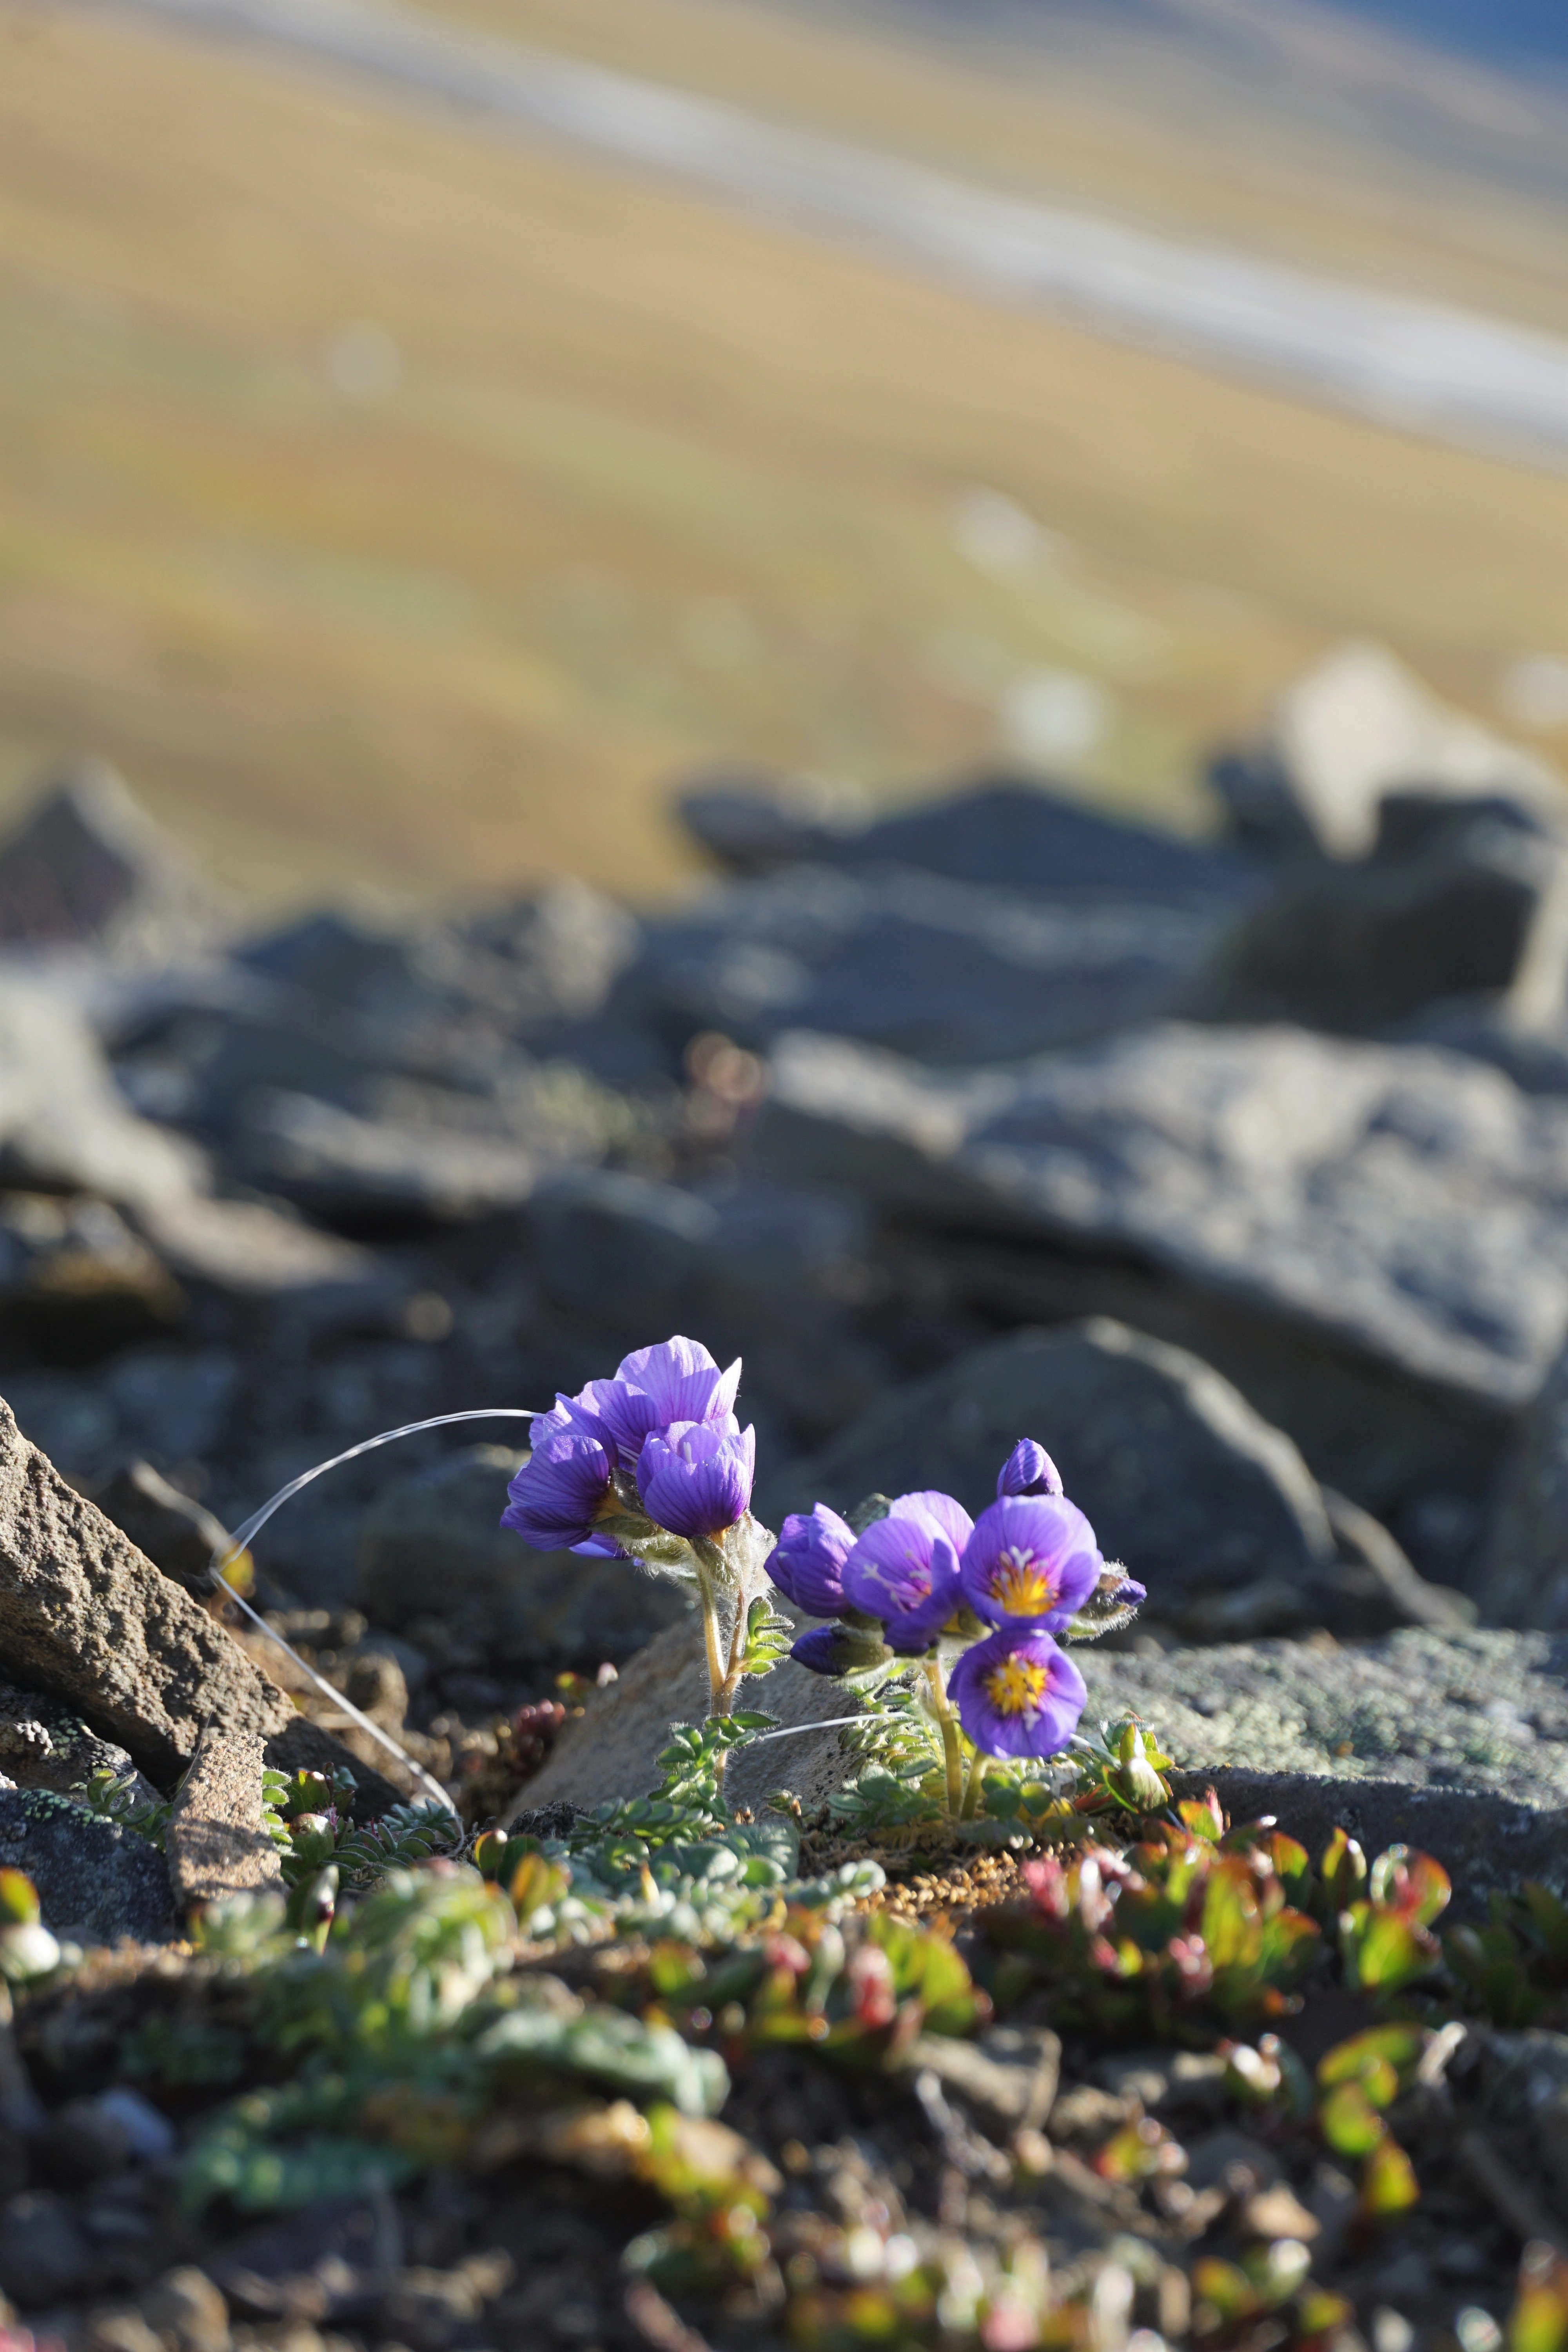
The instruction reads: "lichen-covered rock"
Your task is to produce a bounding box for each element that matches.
[1082,1627,1568,1804]
[0,1789,174,1943]
[0,1679,154,1804]
[164,1725,284,1913]
[0,1395,292,1789]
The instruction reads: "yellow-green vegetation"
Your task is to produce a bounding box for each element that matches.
[3,0,1568,910]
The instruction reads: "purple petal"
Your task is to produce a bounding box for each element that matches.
[997,1440,1064,1500]
[841,1492,973,1622]
[949,1627,1087,1759]
[597,1336,742,1463]
[960,1495,1103,1628]
[637,1420,756,1540]
[892,1490,975,1552]
[884,1535,964,1655]
[766,1503,855,1616]
[501,1430,613,1550]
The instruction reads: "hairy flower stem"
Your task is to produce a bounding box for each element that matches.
[924,1657,964,1820]
[692,1555,728,1715]
[960,1747,989,1820]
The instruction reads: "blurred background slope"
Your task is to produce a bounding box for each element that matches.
[2,0,1568,908]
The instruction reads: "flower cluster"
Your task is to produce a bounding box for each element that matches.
[766,1443,1146,1777]
[501,1338,766,1716]
[501,1336,754,1554]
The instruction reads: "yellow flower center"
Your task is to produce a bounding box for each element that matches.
[984,1656,1049,1718]
[991,1550,1059,1615]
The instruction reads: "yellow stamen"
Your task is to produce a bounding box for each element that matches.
[992,1550,1059,1615]
[984,1656,1049,1717]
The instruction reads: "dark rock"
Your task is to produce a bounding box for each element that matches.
[1481,1336,1568,1631]
[1319,1487,1474,1636]
[93,1461,232,1599]
[0,762,225,964]
[916,1226,1506,1517]
[768,1320,1337,1621]
[526,1170,886,1441]
[0,1680,154,1804]
[1080,1627,1568,1809]
[261,1716,400,1824]
[754,1020,1568,1441]
[140,2267,231,2352]
[164,1726,285,1913]
[0,1790,174,1943]
[213,2198,396,2323]
[0,2188,93,2308]
[7,1347,240,1485]
[1170,1767,1568,1918]
[1196,794,1568,1035]
[356,1444,692,1670]
[624,864,1240,1067]
[0,1196,184,1368]
[678,774,1258,907]
[896,2026,1060,2137]
[0,1395,292,1788]
[1207,642,1566,861]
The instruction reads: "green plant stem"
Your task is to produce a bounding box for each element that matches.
[960,1748,988,1820]
[693,1558,727,1713]
[924,1658,964,1820]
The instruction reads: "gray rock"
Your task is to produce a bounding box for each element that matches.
[1480,1337,1568,1632]
[754,1020,1568,1428]
[768,1320,1338,1621]
[520,1611,862,1824]
[1197,795,1568,1036]
[135,1191,377,1297]
[0,762,226,965]
[0,1789,174,1943]
[1209,641,1566,860]
[0,979,202,1213]
[1080,1626,1568,1806]
[527,1171,886,1441]
[0,1194,184,1366]
[915,1226,1505,1518]
[93,1460,234,1599]
[165,1725,285,1913]
[356,1445,692,1669]
[7,1347,240,1483]
[235,1088,536,1225]
[1479,2033,1568,2210]
[625,864,1239,1067]
[0,2188,94,2308]
[896,2025,1061,2138]
[0,1394,292,1788]
[0,1680,156,1805]
[678,775,1258,907]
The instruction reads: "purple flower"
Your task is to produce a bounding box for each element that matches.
[766,1504,855,1616]
[502,1429,615,1551]
[637,1419,756,1540]
[949,1627,1087,1760]
[997,1439,1063,1500]
[842,1491,974,1652]
[595,1337,740,1468]
[960,1495,1102,1629]
[790,1622,890,1676]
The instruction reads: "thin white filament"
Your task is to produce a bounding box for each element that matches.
[748,1715,870,1742]
[212,1406,549,1817]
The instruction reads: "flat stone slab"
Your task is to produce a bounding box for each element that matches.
[1081,1627,1568,1804]
[0,1396,293,1790]
[165,1724,285,1913]
[518,1613,862,1825]
[0,1789,174,1944]
[755,1021,1568,1414]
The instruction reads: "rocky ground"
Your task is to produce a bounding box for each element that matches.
[6,643,1568,2346]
